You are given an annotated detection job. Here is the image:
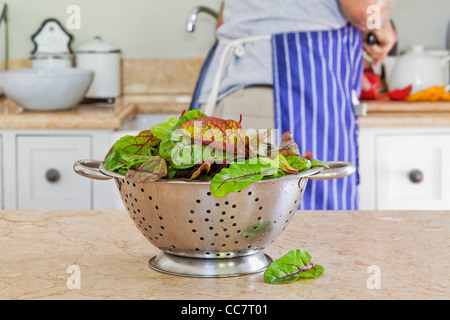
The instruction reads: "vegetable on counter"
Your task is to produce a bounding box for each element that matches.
[405,86,450,102]
[376,84,413,101]
[264,249,324,284]
[103,110,329,197]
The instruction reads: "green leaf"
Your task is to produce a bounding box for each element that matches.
[279,131,300,155]
[159,110,209,169]
[311,159,330,169]
[264,249,324,284]
[150,115,178,140]
[210,157,278,197]
[125,155,168,183]
[179,116,248,156]
[285,155,312,172]
[104,130,160,172]
[272,153,298,174]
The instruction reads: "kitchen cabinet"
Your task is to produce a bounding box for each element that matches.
[17,135,92,209]
[358,126,450,210]
[0,129,118,210]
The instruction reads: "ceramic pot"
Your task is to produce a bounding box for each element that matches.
[387,45,450,94]
[75,36,121,100]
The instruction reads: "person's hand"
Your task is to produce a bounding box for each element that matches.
[362,20,397,67]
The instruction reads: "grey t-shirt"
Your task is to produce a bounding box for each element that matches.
[198,0,348,104]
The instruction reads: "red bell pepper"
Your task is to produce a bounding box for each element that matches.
[387,85,413,101]
[360,71,381,100]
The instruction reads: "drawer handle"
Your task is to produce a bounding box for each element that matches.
[408,169,423,183]
[46,168,61,183]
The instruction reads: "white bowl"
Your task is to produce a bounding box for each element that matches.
[1,68,94,111]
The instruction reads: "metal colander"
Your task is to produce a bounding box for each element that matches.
[74,159,355,277]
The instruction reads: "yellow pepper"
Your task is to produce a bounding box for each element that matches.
[440,92,450,102]
[406,86,445,102]
[429,86,446,102]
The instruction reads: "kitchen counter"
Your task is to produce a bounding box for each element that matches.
[1,209,448,300]
[0,94,190,130]
[360,100,450,127]
[1,94,450,130]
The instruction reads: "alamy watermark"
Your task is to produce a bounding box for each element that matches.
[66,264,81,289]
[66,5,81,30]
[366,265,381,289]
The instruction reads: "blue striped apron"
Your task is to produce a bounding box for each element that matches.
[272,24,364,210]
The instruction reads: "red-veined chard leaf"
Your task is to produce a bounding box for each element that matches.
[284,155,312,172]
[159,109,209,168]
[150,115,178,140]
[125,155,167,183]
[311,159,330,169]
[273,153,298,174]
[189,162,212,180]
[178,117,248,156]
[104,130,160,172]
[264,249,324,284]
[279,131,300,155]
[210,157,278,197]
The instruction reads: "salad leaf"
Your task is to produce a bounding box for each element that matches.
[125,155,168,183]
[285,155,312,172]
[159,110,210,168]
[189,162,212,180]
[210,157,278,197]
[179,116,248,156]
[311,158,330,169]
[264,249,324,284]
[103,111,332,197]
[150,115,178,139]
[279,131,300,155]
[104,130,160,171]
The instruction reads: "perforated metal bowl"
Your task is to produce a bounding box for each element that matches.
[74,159,355,277]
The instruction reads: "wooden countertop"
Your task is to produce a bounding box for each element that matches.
[1,209,448,300]
[1,95,450,129]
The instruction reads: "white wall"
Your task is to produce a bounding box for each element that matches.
[391,0,450,53]
[5,0,221,59]
[4,0,450,59]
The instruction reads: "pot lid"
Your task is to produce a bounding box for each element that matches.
[76,36,121,53]
[31,18,74,55]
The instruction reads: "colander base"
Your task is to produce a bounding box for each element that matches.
[148,251,272,278]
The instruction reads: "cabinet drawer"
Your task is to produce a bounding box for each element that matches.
[17,136,92,209]
[375,134,450,210]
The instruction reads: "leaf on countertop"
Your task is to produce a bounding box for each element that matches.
[264,249,324,284]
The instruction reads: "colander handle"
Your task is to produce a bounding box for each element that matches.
[73,159,112,180]
[308,161,356,180]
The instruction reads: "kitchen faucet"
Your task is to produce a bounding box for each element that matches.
[186,6,218,32]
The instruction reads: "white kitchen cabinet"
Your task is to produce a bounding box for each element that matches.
[17,135,92,210]
[0,129,116,210]
[359,127,450,210]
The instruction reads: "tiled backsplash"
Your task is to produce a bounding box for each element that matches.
[7,58,205,96]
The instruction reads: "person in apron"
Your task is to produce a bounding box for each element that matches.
[190,0,397,210]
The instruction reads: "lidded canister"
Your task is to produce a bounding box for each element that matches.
[76,36,121,102]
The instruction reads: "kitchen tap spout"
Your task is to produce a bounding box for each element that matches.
[186,6,218,32]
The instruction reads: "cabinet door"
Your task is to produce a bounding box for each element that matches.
[17,136,92,209]
[376,134,450,210]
